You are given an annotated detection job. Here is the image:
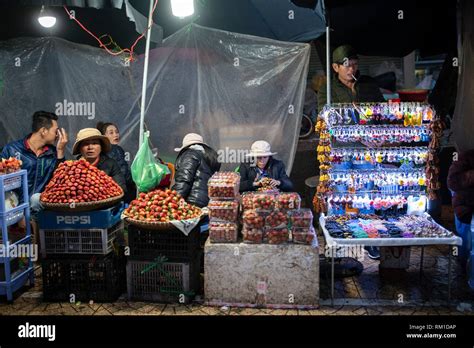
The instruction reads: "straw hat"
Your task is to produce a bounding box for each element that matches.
[245,140,277,157]
[174,133,207,152]
[72,128,111,155]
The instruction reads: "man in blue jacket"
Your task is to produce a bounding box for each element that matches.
[1,111,68,214]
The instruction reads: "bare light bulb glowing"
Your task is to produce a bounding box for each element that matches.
[171,0,194,18]
[38,5,57,28]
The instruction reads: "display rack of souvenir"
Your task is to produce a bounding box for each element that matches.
[314,102,440,216]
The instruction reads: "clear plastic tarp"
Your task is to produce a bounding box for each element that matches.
[0,24,310,173]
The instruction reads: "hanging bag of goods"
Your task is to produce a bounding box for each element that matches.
[131,131,170,193]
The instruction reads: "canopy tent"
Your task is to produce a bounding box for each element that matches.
[1,0,326,45]
[0,24,310,173]
[0,0,466,155]
[1,0,324,155]
[2,0,456,57]
[319,0,457,58]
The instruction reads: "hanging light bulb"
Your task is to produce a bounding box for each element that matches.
[171,0,194,18]
[38,5,57,28]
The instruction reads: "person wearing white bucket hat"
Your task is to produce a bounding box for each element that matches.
[238,140,294,192]
[172,133,220,208]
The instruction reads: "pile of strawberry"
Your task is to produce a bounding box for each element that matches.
[40,160,123,203]
[256,177,277,192]
[123,189,201,222]
[0,157,22,175]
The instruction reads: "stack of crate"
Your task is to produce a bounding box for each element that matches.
[38,204,126,302]
[207,172,241,243]
[126,222,203,303]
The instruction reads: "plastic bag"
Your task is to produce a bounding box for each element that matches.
[131,132,170,192]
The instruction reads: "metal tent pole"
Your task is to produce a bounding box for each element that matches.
[138,0,155,148]
[325,8,331,105]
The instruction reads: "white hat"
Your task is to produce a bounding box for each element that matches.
[174,133,207,152]
[245,140,277,157]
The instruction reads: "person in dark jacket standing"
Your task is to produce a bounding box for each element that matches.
[172,133,220,208]
[72,128,127,194]
[239,140,294,193]
[318,45,385,114]
[448,149,474,224]
[1,111,68,209]
[97,122,135,202]
[96,122,131,182]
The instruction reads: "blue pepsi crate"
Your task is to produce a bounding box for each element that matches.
[38,203,124,230]
[39,204,125,257]
[40,221,123,257]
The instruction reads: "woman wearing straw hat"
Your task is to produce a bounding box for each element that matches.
[238,140,294,192]
[72,128,127,194]
[172,133,221,208]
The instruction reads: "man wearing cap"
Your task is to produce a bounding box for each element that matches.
[318,45,383,261]
[72,128,126,194]
[172,133,220,208]
[238,140,294,192]
[318,45,385,114]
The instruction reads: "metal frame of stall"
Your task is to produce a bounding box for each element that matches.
[320,5,462,307]
[319,214,462,306]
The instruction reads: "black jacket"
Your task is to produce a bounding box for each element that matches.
[77,154,127,195]
[172,144,221,208]
[107,144,132,183]
[107,144,135,203]
[239,158,294,192]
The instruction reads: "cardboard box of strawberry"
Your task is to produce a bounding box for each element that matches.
[123,189,201,223]
[40,160,123,204]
